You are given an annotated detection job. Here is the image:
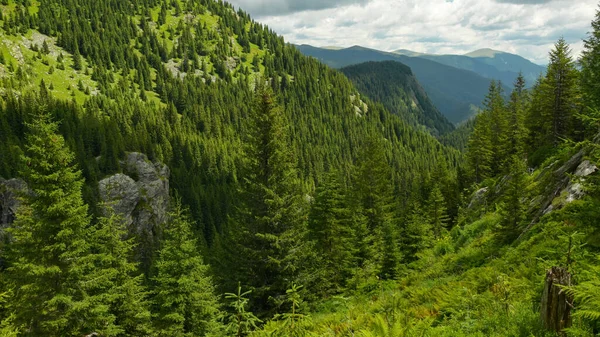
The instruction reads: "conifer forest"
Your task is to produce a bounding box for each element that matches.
[0,0,599,336]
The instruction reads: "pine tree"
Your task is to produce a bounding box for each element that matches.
[379,220,401,280]
[506,73,528,159]
[427,186,450,239]
[543,38,579,145]
[497,155,527,243]
[152,203,222,336]
[42,40,50,54]
[158,2,168,26]
[5,111,106,335]
[226,83,307,316]
[485,81,509,174]
[353,135,397,279]
[72,42,82,71]
[467,111,493,183]
[308,171,356,292]
[580,6,600,137]
[525,75,549,159]
[87,209,153,336]
[400,202,433,263]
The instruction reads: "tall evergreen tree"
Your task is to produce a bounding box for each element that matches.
[497,155,528,243]
[72,42,83,71]
[353,135,397,279]
[308,171,356,292]
[400,202,433,264]
[152,204,222,337]
[226,83,306,316]
[427,185,450,239]
[5,111,105,335]
[467,111,493,183]
[543,38,579,145]
[506,73,528,160]
[580,6,600,137]
[87,210,153,336]
[525,75,549,160]
[485,81,509,174]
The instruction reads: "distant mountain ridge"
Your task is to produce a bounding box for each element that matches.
[296,44,508,123]
[341,61,455,136]
[393,48,546,87]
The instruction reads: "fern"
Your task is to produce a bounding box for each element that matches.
[567,256,600,322]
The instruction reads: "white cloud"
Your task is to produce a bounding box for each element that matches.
[227,0,598,64]
[226,0,370,16]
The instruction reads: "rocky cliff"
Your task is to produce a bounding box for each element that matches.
[0,178,27,232]
[99,152,170,270]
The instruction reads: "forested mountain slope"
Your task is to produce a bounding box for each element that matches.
[0,0,465,335]
[279,32,600,337]
[297,44,511,124]
[0,0,458,240]
[341,61,455,136]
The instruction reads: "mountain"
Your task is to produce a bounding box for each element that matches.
[393,48,547,87]
[341,61,455,136]
[0,0,457,241]
[0,0,466,331]
[296,44,507,123]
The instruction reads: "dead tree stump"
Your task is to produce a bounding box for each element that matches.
[541,266,573,335]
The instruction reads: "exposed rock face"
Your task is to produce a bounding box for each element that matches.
[0,178,27,229]
[543,159,599,215]
[574,160,597,178]
[99,153,170,269]
[468,187,488,209]
[99,174,139,226]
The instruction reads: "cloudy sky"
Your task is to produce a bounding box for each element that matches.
[226,0,598,65]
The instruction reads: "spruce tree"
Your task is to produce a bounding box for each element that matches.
[506,73,528,159]
[152,203,222,336]
[580,6,600,137]
[484,81,509,174]
[400,202,433,264]
[308,171,356,292]
[497,155,527,243]
[353,135,397,279]
[5,111,105,335]
[467,111,493,183]
[87,209,153,336]
[226,83,306,316]
[72,42,82,71]
[543,38,579,145]
[525,76,548,159]
[224,284,262,337]
[427,186,450,239]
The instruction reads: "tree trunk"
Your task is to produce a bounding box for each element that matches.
[541,266,573,335]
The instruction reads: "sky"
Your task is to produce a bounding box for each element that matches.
[226,0,598,65]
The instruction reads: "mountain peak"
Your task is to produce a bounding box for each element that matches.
[393,49,427,57]
[346,45,372,51]
[465,48,504,58]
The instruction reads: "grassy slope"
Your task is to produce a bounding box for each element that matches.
[0,0,267,107]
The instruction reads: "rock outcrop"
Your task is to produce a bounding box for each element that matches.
[543,159,598,214]
[99,152,170,236]
[99,152,170,269]
[519,151,598,240]
[0,177,27,229]
[468,187,488,210]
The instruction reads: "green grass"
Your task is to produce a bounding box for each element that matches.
[1,0,279,110]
